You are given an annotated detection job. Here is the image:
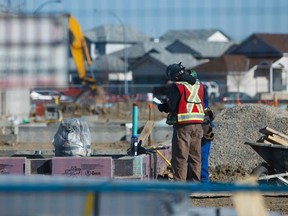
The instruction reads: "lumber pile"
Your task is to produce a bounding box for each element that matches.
[258,127,288,146]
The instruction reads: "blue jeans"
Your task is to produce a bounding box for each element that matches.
[201,138,211,183]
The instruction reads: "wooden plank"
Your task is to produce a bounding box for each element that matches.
[260,127,288,141]
[266,135,288,146]
[232,177,268,216]
[263,139,273,144]
[138,120,154,146]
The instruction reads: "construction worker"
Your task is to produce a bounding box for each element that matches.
[189,70,215,183]
[157,62,205,182]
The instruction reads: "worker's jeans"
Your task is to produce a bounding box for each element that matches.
[171,123,203,182]
[201,138,211,183]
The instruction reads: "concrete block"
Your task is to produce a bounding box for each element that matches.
[113,158,133,176]
[52,157,112,178]
[142,154,152,179]
[0,134,17,145]
[119,154,151,179]
[0,157,26,175]
[26,159,51,175]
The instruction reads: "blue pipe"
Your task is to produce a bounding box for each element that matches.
[132,103,138,137]
[130,103,139,156]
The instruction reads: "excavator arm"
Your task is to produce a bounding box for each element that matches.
[68,15,97,91]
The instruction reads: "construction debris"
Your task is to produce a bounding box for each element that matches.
[258,127,288,146]
[210,103,288,180]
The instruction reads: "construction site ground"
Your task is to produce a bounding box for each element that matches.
[1,101,288,215]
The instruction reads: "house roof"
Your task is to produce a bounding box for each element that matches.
[151,52,200,67]
[131,50,204,70]
[192,55,249,73]
[91,55,126,72]
[68,55,126,72]
[192,54,280,73]
[255,33,288,53]
[110,41,170,59]
[228,33,288,57]
[167,39,235,58]
[85,24,150,43]
[160,29,231,41]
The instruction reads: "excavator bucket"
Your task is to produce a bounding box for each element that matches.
[68,15,92,80]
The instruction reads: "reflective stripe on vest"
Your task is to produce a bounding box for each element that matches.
[176,81,205,123]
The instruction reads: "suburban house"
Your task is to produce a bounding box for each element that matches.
[85,24,150,57]
[106,29,234,94]
[76,25,288,99]
[71,24,151,94]
[192,33,288,97]
[130,48,202,93]
[192,54,249,94]
[109,39,213,94]
[110,41,170,65]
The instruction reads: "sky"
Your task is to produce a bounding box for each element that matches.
[15,0,288,42]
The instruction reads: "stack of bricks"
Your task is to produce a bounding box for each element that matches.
[0,148,172,180]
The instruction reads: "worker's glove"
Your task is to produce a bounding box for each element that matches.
[166,112,177,125]
[204,107,215,122]
[158,103,168,113]
[202,124,214,141]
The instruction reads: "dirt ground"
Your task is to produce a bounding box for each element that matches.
[66,103,288,215]
[2,101,288,215]
[1,142,287,215]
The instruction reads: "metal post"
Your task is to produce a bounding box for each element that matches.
[94,9,128,95]
[131,103,138,156]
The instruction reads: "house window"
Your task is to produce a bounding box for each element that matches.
[273,68,284,91]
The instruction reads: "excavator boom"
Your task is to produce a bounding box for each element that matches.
[68,15,92,81]
[67,15,105,104]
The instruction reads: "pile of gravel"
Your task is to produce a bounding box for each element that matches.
[210,103,288,172]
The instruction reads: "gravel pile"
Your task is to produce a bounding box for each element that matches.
[210,103,288,172]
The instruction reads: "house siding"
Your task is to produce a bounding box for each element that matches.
[208,32,230,42]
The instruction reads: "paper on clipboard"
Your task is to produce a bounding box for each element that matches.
[153,97,162,105]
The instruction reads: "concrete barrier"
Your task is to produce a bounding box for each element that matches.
[18,120,173,145]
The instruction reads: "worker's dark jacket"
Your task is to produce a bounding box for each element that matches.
[158,74,204,124]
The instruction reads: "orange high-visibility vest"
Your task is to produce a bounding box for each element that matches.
[175,81,205,124]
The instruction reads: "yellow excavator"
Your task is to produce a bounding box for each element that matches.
[67,15,105,104]
[68,15,94,91]
[44,15,104,123]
